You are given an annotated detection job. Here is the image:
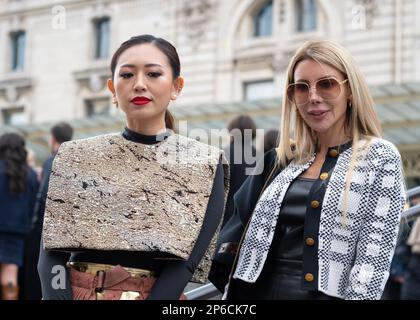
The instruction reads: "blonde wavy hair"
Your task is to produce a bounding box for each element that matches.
[260,40,386,222]
[276,40,382,167]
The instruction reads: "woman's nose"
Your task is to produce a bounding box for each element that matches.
[134,76,147,92]
[308,86,321,102]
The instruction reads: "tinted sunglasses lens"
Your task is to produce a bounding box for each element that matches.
[287,83,309,104]
[316,78,341,99]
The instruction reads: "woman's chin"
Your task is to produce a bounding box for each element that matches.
[306,123,330,134]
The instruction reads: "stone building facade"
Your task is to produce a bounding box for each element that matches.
[0,0,419,183]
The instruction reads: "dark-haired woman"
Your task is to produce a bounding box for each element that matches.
[38,35,229,300]
[0,133,39,300]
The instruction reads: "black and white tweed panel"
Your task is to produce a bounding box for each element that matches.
[318,139,406,299]
[318,144,368,297]
[343,140,405,299]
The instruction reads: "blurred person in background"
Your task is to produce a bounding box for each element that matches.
[34,122,74,230]
[0,133,39,300]
[222,115,257,228]
[400,195,420,300]
[20,122,73,300]
[381,200,412,300]
[263,129,279,153]
[26,149,42,182]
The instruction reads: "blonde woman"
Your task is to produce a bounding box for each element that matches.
[211,40,406,300]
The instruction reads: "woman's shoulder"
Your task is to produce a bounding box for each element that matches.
[263,148,278,163]
[360,137,401,159]
[355,137,402,170]
[172,133,222,152]
[257,148,278,174]
[163,133,225,164]
[58,133,121,152]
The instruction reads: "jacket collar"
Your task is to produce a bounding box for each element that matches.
[327,140,352,155]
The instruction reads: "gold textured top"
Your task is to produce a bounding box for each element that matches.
[42,132,229,283]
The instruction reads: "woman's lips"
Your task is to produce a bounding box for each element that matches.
[131,97,151,105]
[308,110,329,119]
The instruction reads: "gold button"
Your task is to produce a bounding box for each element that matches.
[305,273,314,282]
[311,200,320,208]
[320,172,329,180]
[306,238,315,246]
[329,149,338,157]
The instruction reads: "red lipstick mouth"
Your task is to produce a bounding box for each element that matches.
[131,96,152,105]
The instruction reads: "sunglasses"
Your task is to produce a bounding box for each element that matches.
[287,77,349,105]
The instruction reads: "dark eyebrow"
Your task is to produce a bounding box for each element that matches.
[119,63,163,69]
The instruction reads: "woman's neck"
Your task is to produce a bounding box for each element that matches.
[126,120,166,136]
[316,132,351,154]
[122,127,171,145]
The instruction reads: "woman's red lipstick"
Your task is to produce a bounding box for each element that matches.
[131,96,151,105]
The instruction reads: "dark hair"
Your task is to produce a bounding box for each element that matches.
[264,129,280,153]
[110,34,180,131]
[51,122,73,144]
[0,133,28,193]
[227,114,257,141]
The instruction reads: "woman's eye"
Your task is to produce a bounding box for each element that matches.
[120,73,133,79]
[319,79,334,89]
[295,83,308,92]
[148,72,161,78]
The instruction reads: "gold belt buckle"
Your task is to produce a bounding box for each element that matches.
[96,291,105,300]
[120,291,140,300]
[96,290,140,300]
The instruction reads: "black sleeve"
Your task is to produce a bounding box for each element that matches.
[33,156,54,229]
[28,170,40,230]
[147,161,225,300]
[208,149,279,292]
[37,238,73,300]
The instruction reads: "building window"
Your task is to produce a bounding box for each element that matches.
[85,99,111,117]
[10,31,26,71]
[94,18,110,59]
[254,1,273,37]
[2,108,26,125]
[296,0,317,32]
[244,80,276,101]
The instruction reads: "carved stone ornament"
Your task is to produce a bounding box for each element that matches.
[42,133,229,283]
[74,67,110,93]
[89,74,103,93]
[179,0,214,48]
[353,0,379,29]
[0,77,31,104]
[5,86,18,103]
[278,0,285,24]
